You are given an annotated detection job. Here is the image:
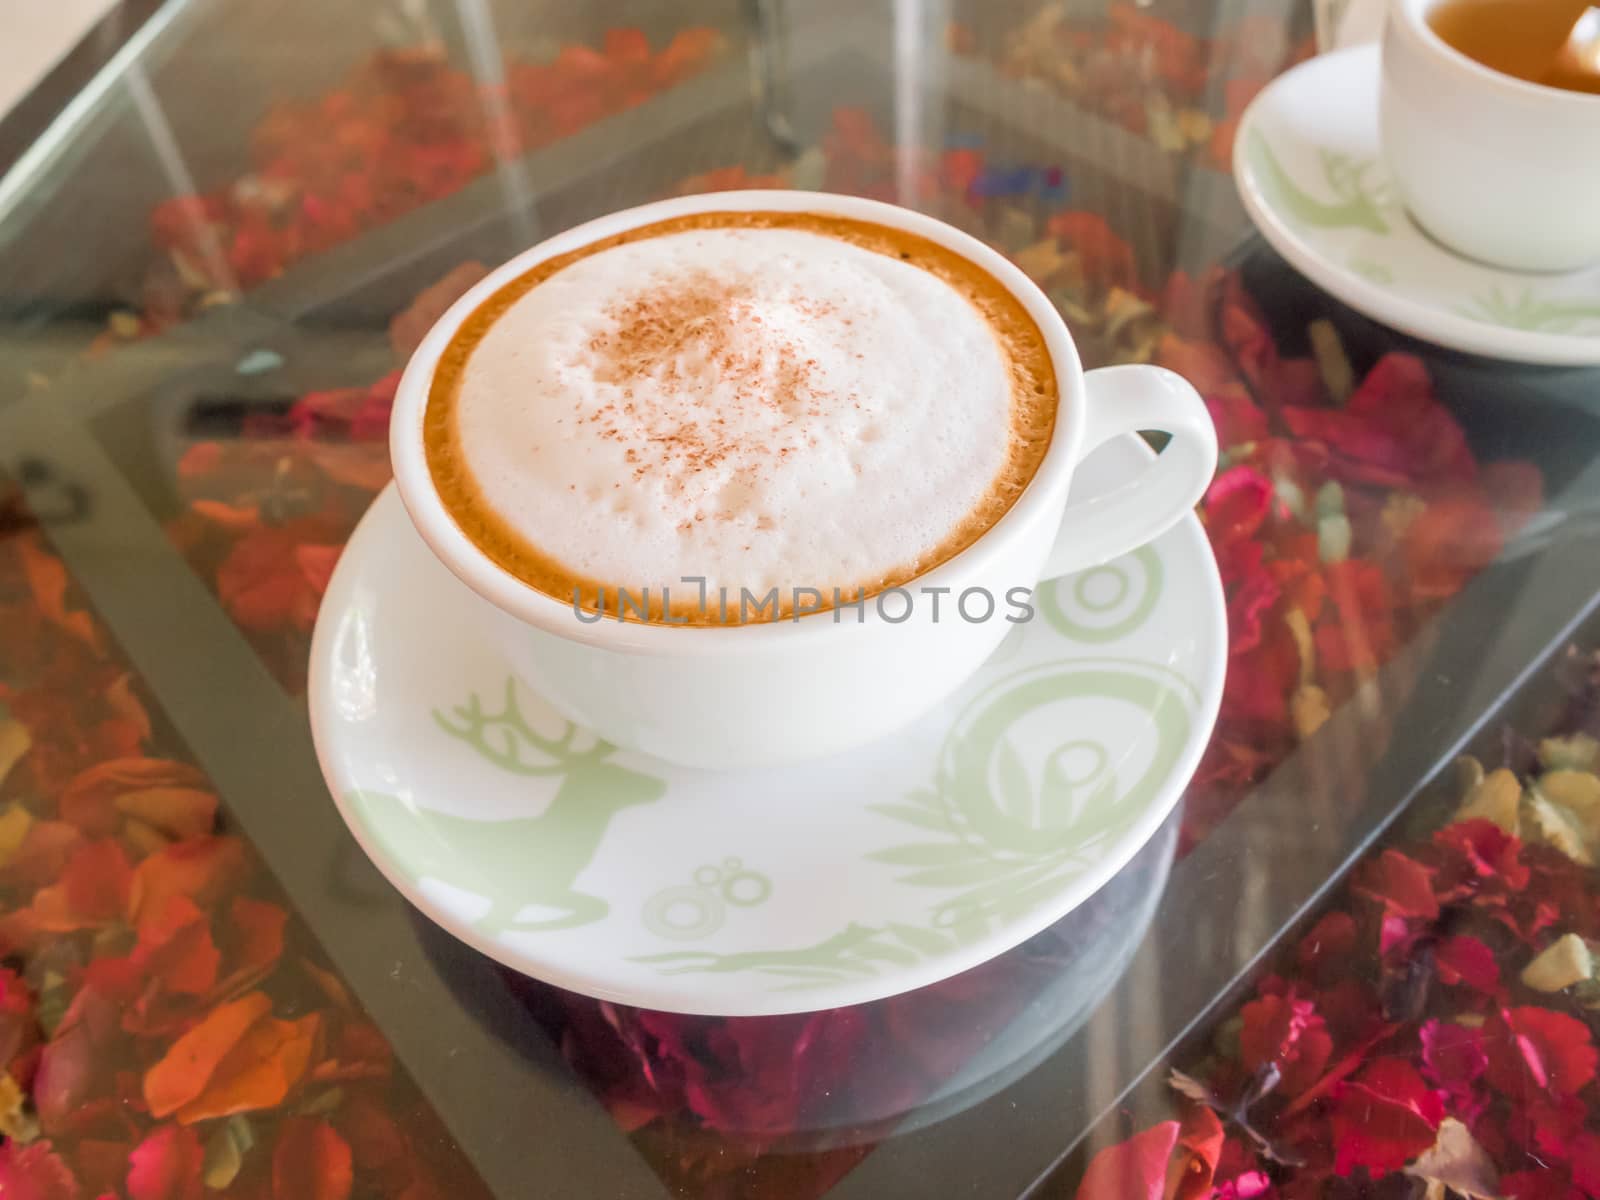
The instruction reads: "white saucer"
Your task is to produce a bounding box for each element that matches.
[1234,45,1600,366]
[307,435,1225,1017]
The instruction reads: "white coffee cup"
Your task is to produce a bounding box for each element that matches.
[1380,0,1600,272]
[390,191,1217,770]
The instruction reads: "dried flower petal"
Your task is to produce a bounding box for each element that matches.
[174,1008,320,1124]
[1074,1121,1178,1200]
[1354,849,1439,921]
[1457,767,1522,833]
[1420,1018,1488,1115]
[1521,933,1594,992]
[127,1125,202,1200]
[0,1140,82,1200]
[1404,1117,1499,1199]
[272,1118,352,1200]
[127,836,249,926]
[145,992,274,1119]
[1434,935,1500,994]
[1485,1006,1598,1097]
[1238,991,1332,1096]
[1330,1059,1443,1175]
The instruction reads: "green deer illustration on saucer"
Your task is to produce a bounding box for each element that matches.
[351,678,664,934]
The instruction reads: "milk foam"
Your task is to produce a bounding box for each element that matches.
[452,226,1016,600]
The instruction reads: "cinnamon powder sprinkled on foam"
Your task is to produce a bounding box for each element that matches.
[578,269,835,497]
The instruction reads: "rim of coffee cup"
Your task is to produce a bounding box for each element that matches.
[1391,0,1600,110]
[389,189,1086,655]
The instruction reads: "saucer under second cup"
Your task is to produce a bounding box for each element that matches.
[1233,45,1600,366]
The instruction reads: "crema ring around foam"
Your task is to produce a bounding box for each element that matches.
[423,211,1057,624]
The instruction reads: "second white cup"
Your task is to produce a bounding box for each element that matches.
[1380,0,1600,273]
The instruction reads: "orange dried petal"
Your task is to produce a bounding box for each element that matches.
[128,836,249,925]
[61,758,209,836]
[190,499,262,532]
[116,787,218,841]
[136,894,221,997]
[17,535,100,652]
[211,897,287,1000]
[144,991,272,1118]
[175,1010,319,1124]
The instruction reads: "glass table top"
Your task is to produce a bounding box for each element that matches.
[2,2,1600,1197]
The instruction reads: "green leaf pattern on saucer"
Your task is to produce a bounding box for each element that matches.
[1462,286,1600,334]
[1246,129,1390,234]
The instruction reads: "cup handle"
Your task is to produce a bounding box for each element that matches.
[1041,364,1218,580]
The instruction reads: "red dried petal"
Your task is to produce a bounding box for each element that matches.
[1216,541,1284,660]
[1205,467,1275,549]
[1074,1121,1179,1200]
[216,527,335,633]
[213,896,288,999]
[1402,492,1505,602]
[1353,849,1439,921]
[1434,819,1531,893]
[126,1125,203,1200]
[1419,1019,1488,1094]
[1204,394,1270,449]
[1569,1131,1600,1197]
[939,147,985,194]
[311,1018,392,1083]
[127,836,249,926]
[1169,1106,1224,1200]
[603,27,650,65]
[1486,1007,1598,1097]
[0,967,37,1072]
[1046,211,1137,290]
[338,1091,410,1183]
[1434,934,1500,994]
[20,840,134,936]
[1331,1058,1444,1175]
[1282,353,1477,490]
[1238,990,1333,1096]
[272,1118,353,1200]
[0,1140,83,1200]
[1157,334,1241,397]
[295,543,341,601]
[134,894,221,997]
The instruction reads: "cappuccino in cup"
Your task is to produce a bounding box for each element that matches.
[391,190,1217,768]
[422,211,1058,624]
